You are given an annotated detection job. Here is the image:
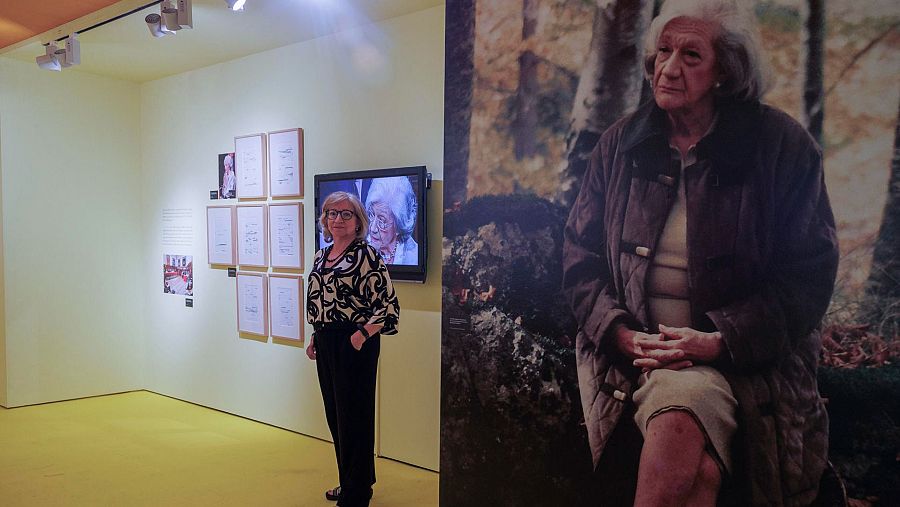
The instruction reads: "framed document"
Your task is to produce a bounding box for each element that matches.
[269,274,303,341]
[268,128,304,198]
[236,204,268,267]
[236,272,268,336]
[268,202,303,269]
[235,133,267,199]
[207,205,236,265]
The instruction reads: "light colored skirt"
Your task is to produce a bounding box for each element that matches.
[633,365,737,474]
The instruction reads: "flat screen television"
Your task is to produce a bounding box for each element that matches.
[314,166,429,283]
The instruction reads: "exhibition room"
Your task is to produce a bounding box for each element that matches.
[0,0,442,505]
[3,0,898,506]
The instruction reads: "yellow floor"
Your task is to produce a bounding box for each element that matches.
[0,391,438,506]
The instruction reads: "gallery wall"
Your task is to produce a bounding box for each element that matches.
[139,6,444,470]
[0,58,145,408]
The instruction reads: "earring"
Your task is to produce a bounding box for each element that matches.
[714,81,722,89]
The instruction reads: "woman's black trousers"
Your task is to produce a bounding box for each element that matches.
[314,324,380,507]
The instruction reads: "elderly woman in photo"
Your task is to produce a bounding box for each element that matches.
[562,0,838,505]
[365,176,419,265]
[220,153,236,199]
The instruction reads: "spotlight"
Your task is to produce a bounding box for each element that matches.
[224,0,246,11]
[145,13,169,37]
[35,43,61,71]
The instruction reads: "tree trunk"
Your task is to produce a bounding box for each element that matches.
[444,0,477,209]
[562,0,653,207]
[638,0,663,107]
[802,0,826,145]
[512,0,541,160]
[861,98,900,337]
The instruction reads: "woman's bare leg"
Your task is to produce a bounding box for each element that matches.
[633,410,721,507]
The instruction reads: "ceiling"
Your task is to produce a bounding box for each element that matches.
[0,0,443,82]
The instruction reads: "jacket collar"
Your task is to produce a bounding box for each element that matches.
[620,98,763,172]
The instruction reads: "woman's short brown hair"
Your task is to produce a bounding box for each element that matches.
[319,191,369,242]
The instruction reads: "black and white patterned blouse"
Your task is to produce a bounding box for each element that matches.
[306,239,399,334]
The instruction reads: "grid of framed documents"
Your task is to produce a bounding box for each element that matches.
[205,127,307,343]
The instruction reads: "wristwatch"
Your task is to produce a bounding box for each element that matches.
[356,323,371,340]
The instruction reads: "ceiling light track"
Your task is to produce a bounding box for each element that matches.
[54,0,165,44]
[36,0,202,71]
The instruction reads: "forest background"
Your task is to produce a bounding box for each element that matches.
[441,0,899,505]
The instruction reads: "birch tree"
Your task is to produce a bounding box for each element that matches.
[512,0,541,159]
[563,0,653,206]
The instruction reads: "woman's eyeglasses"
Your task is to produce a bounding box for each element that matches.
[325,209,355,221]
[367,212,394,231]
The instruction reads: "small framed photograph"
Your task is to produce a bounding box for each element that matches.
[235,133,267,199]
[218,153,236,199]
[236,204,268,267]
[236,272,268,336]
[163,254,193,296]
[268,128,304,198]
[269,274,303,342]
[207,206,236,265]
[268,202,303,269]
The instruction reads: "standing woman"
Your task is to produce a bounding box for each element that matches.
[306,191,400,507]
[563,0,838,504]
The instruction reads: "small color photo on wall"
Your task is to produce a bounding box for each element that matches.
[219,152,236,199]
[163,254,193,296]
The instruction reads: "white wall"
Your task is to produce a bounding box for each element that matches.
[139,6,443,470]
[0,58,145,407]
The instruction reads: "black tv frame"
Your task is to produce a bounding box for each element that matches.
[314,165,429,283]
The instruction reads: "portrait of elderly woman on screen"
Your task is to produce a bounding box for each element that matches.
[365,176,419,266]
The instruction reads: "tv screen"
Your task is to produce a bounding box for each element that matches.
[314,166,428,282]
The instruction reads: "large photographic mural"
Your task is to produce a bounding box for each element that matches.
[441,0,900,505]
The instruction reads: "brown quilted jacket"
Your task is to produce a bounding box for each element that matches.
[563,99,839,506]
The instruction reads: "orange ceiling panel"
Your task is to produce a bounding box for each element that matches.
[0,0,123,50]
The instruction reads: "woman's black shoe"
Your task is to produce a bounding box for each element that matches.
[325,485,373,502]
[325,486,341,501]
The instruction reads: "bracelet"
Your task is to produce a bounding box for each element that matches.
[357,324,371,340]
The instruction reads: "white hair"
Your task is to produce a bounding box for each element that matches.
[365,176,417,240]
[643,0,772,101]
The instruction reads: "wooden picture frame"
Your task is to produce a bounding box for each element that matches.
[268,128,304,198]
[268,202,303,269]
[268,274,304,342]
[235,133,267,199]
[236,204,268,267]
[207,205,236,265]
[236,272,268,337]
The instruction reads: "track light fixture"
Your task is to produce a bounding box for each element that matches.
[224,0,247,11]
[36,0,195,70]
[35,33,81,71]
[147,0,193,38]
